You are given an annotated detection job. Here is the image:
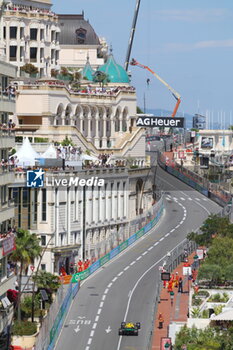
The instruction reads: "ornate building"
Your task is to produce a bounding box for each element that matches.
[58,13,106,71]
[2,0,60,77]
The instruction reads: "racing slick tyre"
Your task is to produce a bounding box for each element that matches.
[121,322,126,329]
[136,322,141,329]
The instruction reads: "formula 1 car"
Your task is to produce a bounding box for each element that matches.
[118,322,141,336]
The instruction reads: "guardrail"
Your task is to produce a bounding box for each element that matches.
[35,197,164,350]
[71,197,164,283]
[158,152,232,207]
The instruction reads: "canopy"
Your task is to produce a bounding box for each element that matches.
[211,309,233,321]
[80,154,99,161]
[41,144,57,159]
[13,137,39,166]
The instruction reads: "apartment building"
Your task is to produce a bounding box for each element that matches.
[0,60,16,350]
[2,0,60,77]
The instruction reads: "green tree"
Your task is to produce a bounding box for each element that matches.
[174,326,221,350]
[93,71,109,89]
[10,229,42,320]
[224,263,233,281]
[137,106,143,113]
[198,264,222,286]
[21,295,41,318]
[187,214,230,246]
[61,136,74,146]
[206,237,233,268]
[33,271,60,292]
[21,63,38,76]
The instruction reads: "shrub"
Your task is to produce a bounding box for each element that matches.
[201,309,209,318]
[192,295,202,306]
[197,290,209,298]
[21,63,38,75]
[208,293,229,303]
[34,137,49,143]
[12,321,37,336]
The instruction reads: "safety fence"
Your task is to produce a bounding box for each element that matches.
[35,198,164,350]
[35,282,79,350]
[71,196,164,282]
[158,153,232,207]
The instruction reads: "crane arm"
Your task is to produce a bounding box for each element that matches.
[130,59,181,117]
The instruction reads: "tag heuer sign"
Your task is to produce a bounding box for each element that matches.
[136,116,184,128]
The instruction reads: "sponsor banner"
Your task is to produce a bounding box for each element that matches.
[59,275,72,285]
[136,116,184,128]
[128,234,137,246]
[110,246,120,259]
[2,234,16,256]
[144,222,152,233]
[89,260,100,274]
[100,253,110,266]
[119,241,128,252]
[136,228,144,240]
[71,269,90,283]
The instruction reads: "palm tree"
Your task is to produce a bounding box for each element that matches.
[93,71,109,90]
[10,229,42,320]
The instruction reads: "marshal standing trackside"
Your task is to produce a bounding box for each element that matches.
[136,116,184,128]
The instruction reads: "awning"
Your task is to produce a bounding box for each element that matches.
[211,309,233,321]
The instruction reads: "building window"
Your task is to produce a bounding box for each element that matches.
[10,26,17,39]
[41,235,46,246]
[42,189,47,221]
[1,186,7,205]
[9,46,17,61]
[30,28,38,41]
[41,264,46,271]
[75,28,86,44]
[40,29,44,41]
[20,27,24,39]
[30,47,37,62]
[3,26,6,39]
[0,257,6,279]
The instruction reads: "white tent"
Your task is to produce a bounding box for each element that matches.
[80,154,99,161]
[41,144,57,159]
[13,137,39,166]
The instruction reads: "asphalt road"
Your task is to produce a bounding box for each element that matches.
[55,167,221,350]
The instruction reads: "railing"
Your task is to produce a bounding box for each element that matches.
[158,152,232,207]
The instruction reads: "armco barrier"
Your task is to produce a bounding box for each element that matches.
[158,153,231,207]
[46,282,79,350]
[71,197,164,283]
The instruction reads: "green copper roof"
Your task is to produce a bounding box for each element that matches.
[82,57,94,81]
[98,54,129,84]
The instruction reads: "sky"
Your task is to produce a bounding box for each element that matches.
[54,0,233,125]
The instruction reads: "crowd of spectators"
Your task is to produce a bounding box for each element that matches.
[20,80,135,97]
[0,226,16,240]
[1,85,16,99]
[70,85,135,96]
[5,3,56,17]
